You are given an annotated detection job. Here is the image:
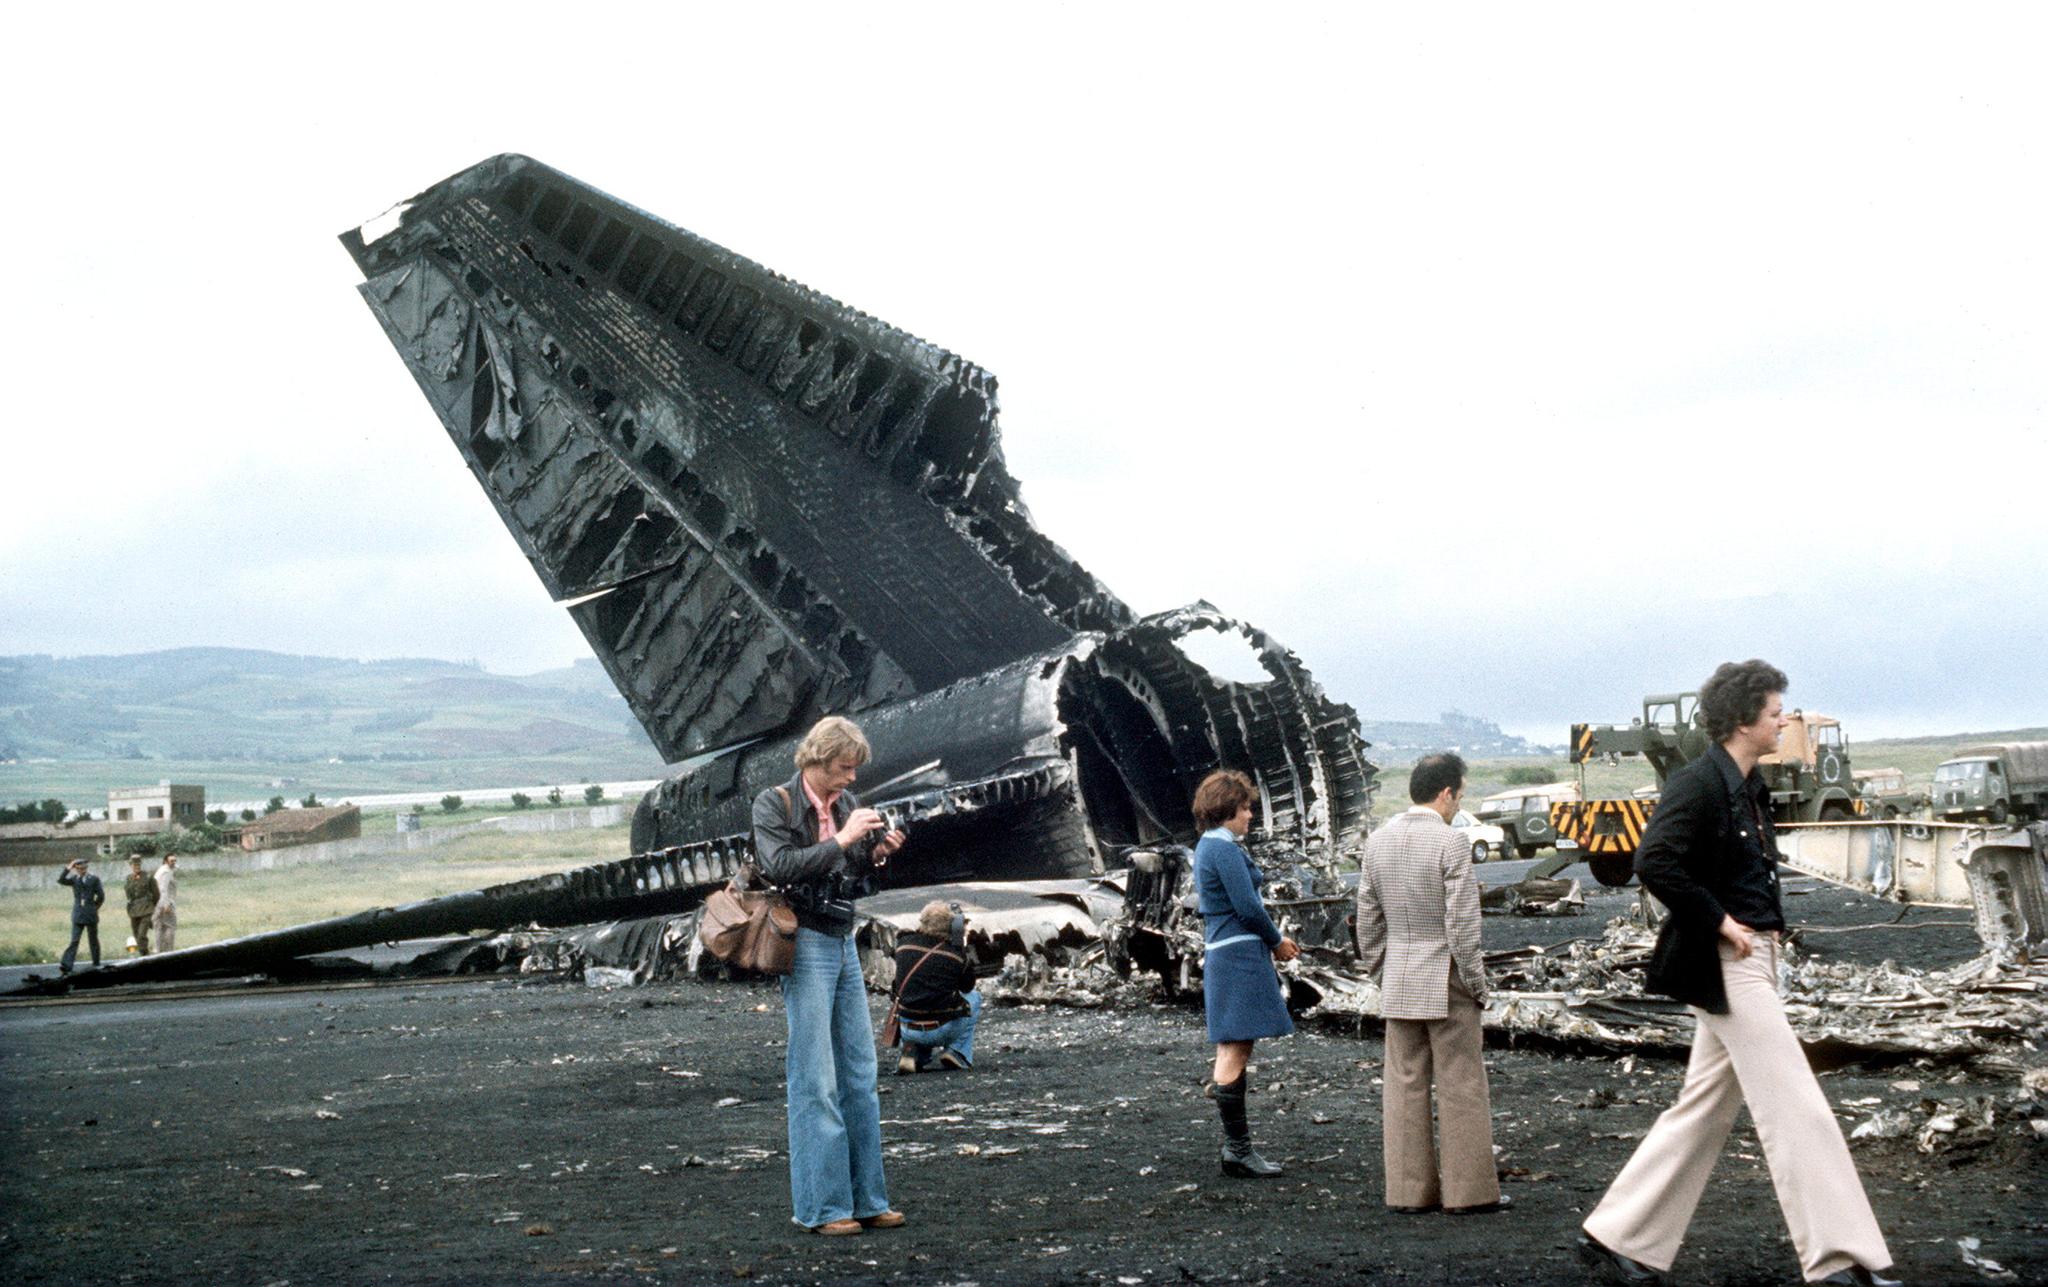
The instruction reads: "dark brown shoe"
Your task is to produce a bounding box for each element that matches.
[1810,1267,1901,1287]
[1575,1232,1664,1285]
[1387,1203,1439,1215]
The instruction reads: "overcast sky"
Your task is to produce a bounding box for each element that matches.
[3,4,2042,744]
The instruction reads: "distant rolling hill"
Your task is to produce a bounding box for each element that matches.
[0,649,666,800]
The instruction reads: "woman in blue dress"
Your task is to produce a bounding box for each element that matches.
[1191,768,1299,1178]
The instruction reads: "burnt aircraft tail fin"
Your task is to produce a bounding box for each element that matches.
[341,154,1129,760]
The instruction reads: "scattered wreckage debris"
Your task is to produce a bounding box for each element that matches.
[1481,875,1585,917]
[339,153,1376,895]
[1102,840,1357,999]
[1291,916,2048,1065]
[1091,831,2048,1063]
[4,845,743,994]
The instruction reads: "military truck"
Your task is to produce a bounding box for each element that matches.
[1853,767,1928,819]
[1544,692,1864,887]
[1471,781,1582,860]
[1933,742,2048,824]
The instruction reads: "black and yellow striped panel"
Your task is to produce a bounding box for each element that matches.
[1549,799,1654,855]
[1570,724,1595,764]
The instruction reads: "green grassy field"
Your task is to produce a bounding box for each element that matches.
[351,795,621,834]
[0,755,662,812]
[0,822,635,967]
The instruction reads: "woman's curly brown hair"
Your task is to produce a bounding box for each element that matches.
[1192,769,1257,831]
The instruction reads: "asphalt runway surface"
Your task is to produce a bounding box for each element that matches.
[3,864,2044,1285]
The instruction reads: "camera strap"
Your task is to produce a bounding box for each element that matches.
[880,941,963,1045]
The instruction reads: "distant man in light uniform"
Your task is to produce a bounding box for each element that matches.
[125,855,159,956]
[152,854,179,952]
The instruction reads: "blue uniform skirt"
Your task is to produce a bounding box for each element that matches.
[1203,936,1294,1043]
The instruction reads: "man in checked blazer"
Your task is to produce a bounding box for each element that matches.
[1354,752,1505,1215]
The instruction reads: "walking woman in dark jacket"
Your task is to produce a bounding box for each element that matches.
[1191,769,1299,1177]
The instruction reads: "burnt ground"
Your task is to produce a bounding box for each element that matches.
[2,867,2045,1286]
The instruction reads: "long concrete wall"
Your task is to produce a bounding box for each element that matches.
[0,805,628,894]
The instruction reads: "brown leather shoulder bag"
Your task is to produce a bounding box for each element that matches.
[696,788,801,975]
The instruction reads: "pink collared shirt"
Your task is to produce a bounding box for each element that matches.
[801,777,839,844]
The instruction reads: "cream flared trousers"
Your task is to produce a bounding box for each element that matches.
[1582,937,1890,1281]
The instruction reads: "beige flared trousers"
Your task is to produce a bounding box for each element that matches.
[1582,937,1890,1281]
[1382,970,1498,1209]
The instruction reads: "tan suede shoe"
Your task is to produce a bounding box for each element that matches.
[810,1219,862,1236]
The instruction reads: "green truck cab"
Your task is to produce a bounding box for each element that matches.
[1757,712,1861,822]
[1933,742,2048,825]
[1472,781,1582,859]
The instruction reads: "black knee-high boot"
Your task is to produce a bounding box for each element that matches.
[1215,1073,1283,1178]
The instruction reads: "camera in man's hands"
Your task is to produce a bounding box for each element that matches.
[864,808,907,865]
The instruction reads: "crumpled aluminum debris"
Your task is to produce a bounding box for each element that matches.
[1480,876,1586,917]
[1958,1236,2019,1280]
[1290,915,2048,1062]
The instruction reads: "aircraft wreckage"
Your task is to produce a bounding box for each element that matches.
[12,154,1373,989]
[16,155,2048,1070]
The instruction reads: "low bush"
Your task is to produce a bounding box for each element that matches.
[117,825,224,859]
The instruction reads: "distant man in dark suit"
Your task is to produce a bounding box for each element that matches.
[58,858,106,973]
[125,855,160,955]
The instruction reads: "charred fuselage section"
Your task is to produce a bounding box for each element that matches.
[632,603,1376,887]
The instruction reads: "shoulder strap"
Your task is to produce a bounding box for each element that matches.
[740,786,803,892]
[883,942,963,1027]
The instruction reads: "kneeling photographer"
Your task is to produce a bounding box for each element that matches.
[889,900,980,1074]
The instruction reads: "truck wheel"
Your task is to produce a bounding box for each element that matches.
[1471,840,1490,864]
[1819,803,1852,823]
[1989,801,2009,826]
[1519,844,1540,860]
[1880,804,1900,820]
[1589,855,1634,887]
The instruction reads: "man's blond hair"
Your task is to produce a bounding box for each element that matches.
[794,715,872,770]
[918,900,954,937]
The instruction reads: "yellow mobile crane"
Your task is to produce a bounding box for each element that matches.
[1541,693,1864,887]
